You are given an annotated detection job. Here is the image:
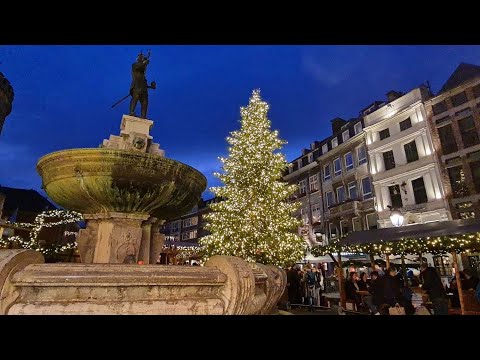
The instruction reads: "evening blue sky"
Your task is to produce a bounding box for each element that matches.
[1,45,480,201]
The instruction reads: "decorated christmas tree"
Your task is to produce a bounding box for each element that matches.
[200,89,305,267]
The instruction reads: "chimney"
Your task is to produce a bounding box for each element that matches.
[330,117,348,134]
[386,90,403,102]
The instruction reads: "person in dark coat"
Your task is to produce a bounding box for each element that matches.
[364,271,380,313]
[420,263,448,315]
[287,265,301,305]
[345,271,361,308]
[358,272,369,291]
[462,268,480,290]
[383,267,403,306]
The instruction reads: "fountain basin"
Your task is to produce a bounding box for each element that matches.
[37,148,207,220]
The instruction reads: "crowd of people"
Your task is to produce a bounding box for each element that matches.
[285,261,480,315]
[344,263,480,315]
[286,264,325,312]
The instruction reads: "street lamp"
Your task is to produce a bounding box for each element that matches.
[388,206,404,227]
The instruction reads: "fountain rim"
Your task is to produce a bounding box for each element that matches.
[36,147,208,184]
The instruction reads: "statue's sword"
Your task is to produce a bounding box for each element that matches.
[111,94,130,108]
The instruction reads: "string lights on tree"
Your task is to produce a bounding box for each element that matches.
[199,89,305,267]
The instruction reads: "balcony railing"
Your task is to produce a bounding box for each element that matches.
[329,199,358,216]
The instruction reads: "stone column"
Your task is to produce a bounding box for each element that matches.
[149,220,165,264]
[77,212,150,264]
[138,217,155,264]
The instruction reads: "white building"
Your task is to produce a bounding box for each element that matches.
[363,88,450,228]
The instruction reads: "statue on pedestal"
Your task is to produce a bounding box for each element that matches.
[111,51,156,119]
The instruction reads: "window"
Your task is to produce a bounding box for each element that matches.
[399,117,412,131]
[333,158,342,176]
[366,213,377,230]
[451,91,468,107]
[298,179,307,195]
[352,217,362,231]
[182,217,198,228]
[389,185,403,208]
[432,101,448,115]
[302,157,309,167]
[311,203,321,222]
[300,207,309,224]
[354,122,362,135]
[348,181,357,200]
[357,145,367,165]
[458,116,480,148]
[292,162,298,172]
[331,138,338,148]
[181,230,197,241]
[470,160,480,193]
[383,150,395,170]
[412,177,428,204]
[308,153,313,163]
[172,221,181,233]
[326,191,334,207]
[323,164,331,181]
[309,174,319,192]
[344,152,354,171]
[448,166,469,198]
[404,140,419,163]
[438,124,458,154]
[340,220,350,237]
[329,223,337,239]
[322,143,328,154]
[459,211,475,219]
[336,186,346,203]
[379,128,390,140]
[361,177,372,200]
[342,130,350,142]
[473,83,480,98]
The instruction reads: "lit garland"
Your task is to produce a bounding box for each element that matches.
[199,89,305,267]
[0,210,83,255]
[162,244,204,261]
[310,232,480,257]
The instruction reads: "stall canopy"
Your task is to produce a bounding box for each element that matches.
[342,218,480,245]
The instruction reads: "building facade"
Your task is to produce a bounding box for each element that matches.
[363,87,450,228]
[425,63,480,221]
[284,115,377,246]
[283,143,324,247]
[424,63,480,276]
[318,118,376,241]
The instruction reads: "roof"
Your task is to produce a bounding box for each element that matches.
[342,218,480,245]
[438,63,480,95]
[0,186,56,214]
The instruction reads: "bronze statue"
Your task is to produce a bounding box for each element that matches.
[111,51,156,119]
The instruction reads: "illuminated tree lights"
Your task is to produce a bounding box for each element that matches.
[199,89,305,267]
[310,233,480,257]
[0,210,82,255]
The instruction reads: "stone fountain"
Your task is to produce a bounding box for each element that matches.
[0,55,286,314]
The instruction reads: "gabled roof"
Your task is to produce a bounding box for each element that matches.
[438,62,480,95]
[0,186,56,214]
